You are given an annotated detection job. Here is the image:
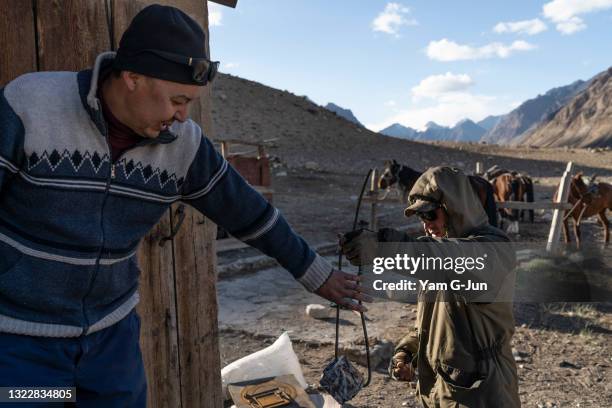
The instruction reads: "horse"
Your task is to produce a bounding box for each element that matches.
[483,165,511,181]
[514,174,535,223]
[378,160,498,227]
[490,171,535,225]
[556,173,611,248]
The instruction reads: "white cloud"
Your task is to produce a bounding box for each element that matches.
[493,18,547,35]
[223,62,240,69]
[384,100,397,107]
[209,3,222,26]
[411,72,474,100]
[543,0,612,22]
[367,92,502,132]
[555,16,587,34]
[367,73,506,131]
[543,0,612,34]
[372,3,418,36]
[426,38,536,61]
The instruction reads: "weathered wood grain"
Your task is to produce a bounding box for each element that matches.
[35,0,110,71]
[136,217,182,408]
[0,0,37,86]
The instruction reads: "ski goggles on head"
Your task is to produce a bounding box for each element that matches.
[139,48,220,85]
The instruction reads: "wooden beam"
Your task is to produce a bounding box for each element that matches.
[213,138,274,147]
[137,213,182,408]
[209,0,238,8]
[172,206,223,408]
[495,201,573,210]
[547,162,574,253]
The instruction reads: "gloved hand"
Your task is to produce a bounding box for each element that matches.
[339,229,379,266]
[388,350,416,382]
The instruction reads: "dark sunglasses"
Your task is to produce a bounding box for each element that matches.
[416,208,439,222]
[137,49,220,84]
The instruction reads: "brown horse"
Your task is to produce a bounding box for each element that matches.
[378,160,498,227]
[491,172,535,226]
[556,173,612,248]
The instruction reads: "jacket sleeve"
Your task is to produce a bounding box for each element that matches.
[180,135,332,292]
[0,87,25,194]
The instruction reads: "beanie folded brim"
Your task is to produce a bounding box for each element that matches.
[113,51,204,86]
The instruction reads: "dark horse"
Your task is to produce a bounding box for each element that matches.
[378,160,498,227]
[490,171,535,224]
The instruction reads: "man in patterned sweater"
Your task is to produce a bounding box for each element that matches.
[0,5,368,406]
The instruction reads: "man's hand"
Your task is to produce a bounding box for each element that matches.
[315,270,372,312]
[389,351,416,382]
[339,229,379,266]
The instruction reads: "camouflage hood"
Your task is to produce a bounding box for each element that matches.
[404,166,489,237]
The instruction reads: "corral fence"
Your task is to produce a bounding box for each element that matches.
[364,162,575,253]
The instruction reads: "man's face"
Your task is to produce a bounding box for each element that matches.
[421,207,448,238]
[122,72,202,138]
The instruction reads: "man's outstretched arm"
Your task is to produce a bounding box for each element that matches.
[180,134,370,310]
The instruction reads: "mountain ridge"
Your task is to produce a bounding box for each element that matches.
[518,67,612,148]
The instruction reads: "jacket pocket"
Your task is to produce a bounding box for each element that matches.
[437,362,485,390]
[0,253,93,325]
[433,362,490,407]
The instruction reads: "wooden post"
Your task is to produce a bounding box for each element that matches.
[0,1,36,86]
[370,168,378,231]
[35,0,110,71]
[137,219,182,408]
[547,162,574,253]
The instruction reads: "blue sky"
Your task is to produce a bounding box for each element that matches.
[208,0,611,131]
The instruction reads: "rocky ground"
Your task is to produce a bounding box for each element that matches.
[217,165,611,408]
[211,73,611,407]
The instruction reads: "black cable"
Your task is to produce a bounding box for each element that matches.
[334,168,373,386]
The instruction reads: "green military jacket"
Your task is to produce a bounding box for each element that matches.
[393,167,520,408]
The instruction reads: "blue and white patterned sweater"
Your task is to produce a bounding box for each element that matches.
[0,52,332,337]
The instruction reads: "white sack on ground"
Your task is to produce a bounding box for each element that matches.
[221,332,307,399]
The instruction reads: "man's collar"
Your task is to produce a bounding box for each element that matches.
[86,51,116,112]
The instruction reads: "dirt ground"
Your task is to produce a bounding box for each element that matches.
[220,303,611,408]
[217,148,611,407]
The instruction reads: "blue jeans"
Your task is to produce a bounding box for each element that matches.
[0,310,146,407]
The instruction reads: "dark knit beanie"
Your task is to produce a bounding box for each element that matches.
[113,4,208,85]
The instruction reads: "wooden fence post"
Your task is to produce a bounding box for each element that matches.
[547,162,574,253]
[370,168,378,231]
